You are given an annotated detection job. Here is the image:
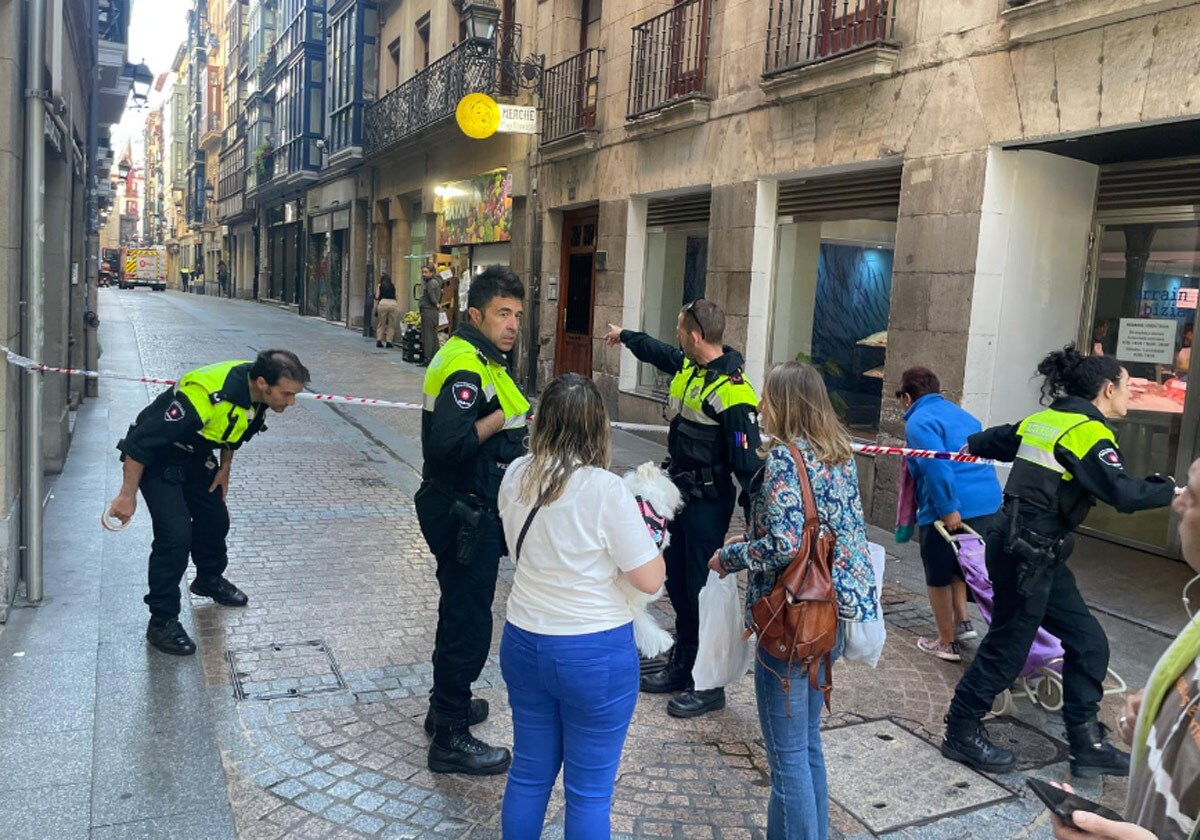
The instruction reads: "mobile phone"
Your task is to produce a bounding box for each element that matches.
[1025,778,1124,824]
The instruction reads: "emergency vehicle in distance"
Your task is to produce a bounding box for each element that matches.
[118,245,167,291]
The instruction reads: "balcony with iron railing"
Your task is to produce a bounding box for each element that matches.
[762,0,900,99]
[627,0,711,123]
[541,48,602,156]
[365,22,530,156]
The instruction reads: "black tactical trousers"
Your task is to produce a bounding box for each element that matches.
[139,453,230,620]
[665,492,737,649]
[948,531,1109,727]
[415,483,503,722]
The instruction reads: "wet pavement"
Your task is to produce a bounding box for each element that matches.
[0,288,1180,839]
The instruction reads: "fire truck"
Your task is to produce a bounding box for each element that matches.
[118,246,167,291]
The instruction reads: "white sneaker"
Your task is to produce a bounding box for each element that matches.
[955,621,979,642]
[917,636,962,662]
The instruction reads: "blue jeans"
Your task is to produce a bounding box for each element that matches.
[755,650,831,840]
[500,622,639,840]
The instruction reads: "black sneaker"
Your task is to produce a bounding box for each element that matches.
[189,576,249,607]
[424,698,489,735]
[376,340,384,348]
[941,716,1016,773]
[146,619,197,656]
[1066,720,1130,778]
[428,725,511,776]
[667,687,726,718]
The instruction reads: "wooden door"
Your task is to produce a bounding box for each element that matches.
[554,211,598,377]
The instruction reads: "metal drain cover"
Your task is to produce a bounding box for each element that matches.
[985,716,1069,771]
[824,719,1014,834]
[227,640,347,701]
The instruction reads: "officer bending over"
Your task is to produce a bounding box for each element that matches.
[605,299,762,718]
[942,345,1174,777]
[108,350,310,656]
[416,265,529,776]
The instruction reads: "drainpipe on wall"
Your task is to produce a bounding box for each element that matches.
[22,0,48,603]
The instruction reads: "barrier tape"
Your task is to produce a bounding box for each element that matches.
[5,346,1185,494]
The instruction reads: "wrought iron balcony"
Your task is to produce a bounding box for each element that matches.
[627,0,711,120]
[365,22,537,155]
[764,0,898,76]
[541,48,602,146]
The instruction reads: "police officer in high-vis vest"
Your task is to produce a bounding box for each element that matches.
[416,265,529,776]
[942,345,1174,778]
[108,350,310,656]
[605,299,762,719]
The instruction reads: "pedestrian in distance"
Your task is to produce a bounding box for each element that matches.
[107,350,310,656]
[1051,457,1200,840]
[374,272,400,348]
[711,361,880,840]
[217,260,229,297]
[418,263,442,365]
[604,298,762,719]
[895,366,1002,662]
[415,264,529,776]
[498,373,666,840]
[942,345,1176,778]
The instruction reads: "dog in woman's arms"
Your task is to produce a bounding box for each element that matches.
[618,462,684,658]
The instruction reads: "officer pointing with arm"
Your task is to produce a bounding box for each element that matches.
[415,265,529,776]
[107,350,310,656]
[604,298,762,718]
[941,345,1174,778]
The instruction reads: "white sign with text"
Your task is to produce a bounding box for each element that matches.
[1117,318,1176,364]
[498,105,538,135]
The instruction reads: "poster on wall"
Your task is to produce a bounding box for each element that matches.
[437,170,512,247]
[1116,318,1176,364]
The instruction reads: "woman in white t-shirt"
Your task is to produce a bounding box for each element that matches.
[498,373,666,839]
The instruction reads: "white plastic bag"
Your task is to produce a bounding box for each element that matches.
[692,570,755,691]
[842,542,887,668]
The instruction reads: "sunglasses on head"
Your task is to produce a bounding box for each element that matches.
[683,298,706,340]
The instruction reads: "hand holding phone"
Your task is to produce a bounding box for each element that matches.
[1027,778,1124,825]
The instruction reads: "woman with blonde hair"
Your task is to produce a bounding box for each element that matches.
[710,361,879,840]
[498,373,666,839]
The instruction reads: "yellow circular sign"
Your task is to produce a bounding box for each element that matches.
[456,93,501,140]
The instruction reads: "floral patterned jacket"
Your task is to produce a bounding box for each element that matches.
[718,439,880,629]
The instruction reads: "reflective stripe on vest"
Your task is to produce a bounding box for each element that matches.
[422,335,530,422]
[1015,408,1114,483]
[176,360,258,445]
[667,359,757,426]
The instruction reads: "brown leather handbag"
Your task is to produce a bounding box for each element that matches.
[749,442,839,710]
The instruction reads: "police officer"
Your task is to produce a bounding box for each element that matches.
[416,265,529,776]
[107,350,310,656]
[942,345,1174,777]
[604,299,762,718]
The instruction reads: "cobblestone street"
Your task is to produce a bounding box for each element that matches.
[48,290,1164,839]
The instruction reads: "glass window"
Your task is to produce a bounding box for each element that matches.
[638,226,709,392]
[769,218,896,434]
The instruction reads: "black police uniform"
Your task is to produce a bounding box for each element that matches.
[414,324,529,772]
[118,362,267,624]
[618,330,762,703]
[944,396,1174,775]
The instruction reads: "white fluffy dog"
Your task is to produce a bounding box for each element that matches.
[618,462,685,658]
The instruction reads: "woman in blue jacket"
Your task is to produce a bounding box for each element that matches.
[897,368,1002,661]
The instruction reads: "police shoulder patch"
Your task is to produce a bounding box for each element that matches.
[164,400,186,422]
[452,381,479,410]
[1097,447,1123,468]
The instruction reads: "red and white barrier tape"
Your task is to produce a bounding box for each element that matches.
[0,345,425,411]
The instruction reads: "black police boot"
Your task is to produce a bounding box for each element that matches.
[423,698,489,735]
[667,687,726,718]
[1066,719,1130,778]
[190,576,249,607]
[640,644,696,694]
[941,715,1017,773]
[146,618,197,656]
[428,722,511,776]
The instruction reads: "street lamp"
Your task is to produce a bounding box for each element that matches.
[126,60,154,106]
[461,0,500,46]
[117,159,131,179]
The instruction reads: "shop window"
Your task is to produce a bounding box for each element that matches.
[769,218,896,434]
[638,226,708,392]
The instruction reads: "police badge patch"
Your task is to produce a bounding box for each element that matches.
[1097,447,1122,468]
[164,400,186,422]
[452,381,479,410]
